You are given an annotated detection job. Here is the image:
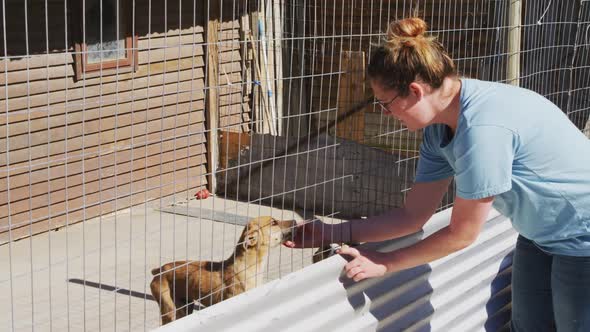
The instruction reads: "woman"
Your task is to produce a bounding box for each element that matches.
[283,17,590,331]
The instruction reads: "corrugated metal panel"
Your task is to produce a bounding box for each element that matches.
[154,208,516,332]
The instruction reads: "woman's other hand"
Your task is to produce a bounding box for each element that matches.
[338,245,388,282]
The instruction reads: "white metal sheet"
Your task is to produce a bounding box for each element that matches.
[154,208,516,332]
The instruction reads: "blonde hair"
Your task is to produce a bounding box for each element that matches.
[368,17,456,95]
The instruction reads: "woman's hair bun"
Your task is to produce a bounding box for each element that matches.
[368,17,456,94]
[388,17,427,38]
[385,17,428,48]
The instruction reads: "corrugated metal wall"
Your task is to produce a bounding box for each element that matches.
[155,208,516,332]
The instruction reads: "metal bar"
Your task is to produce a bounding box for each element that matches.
[507,0,522,85]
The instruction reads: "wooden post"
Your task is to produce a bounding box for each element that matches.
[252,6,278,136]
[249,11,262,133]
[240,13,253,118]
[206,2,221,193]
[507,0,521,86]
[284,1,308,137]
[336,51,366,142]
[248,33,277,136]
[271,0,283,136]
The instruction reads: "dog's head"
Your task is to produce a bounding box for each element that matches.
[241,216,295,250]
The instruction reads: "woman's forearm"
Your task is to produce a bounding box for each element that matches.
[329,208,428,244]
[378,196,490,273]
[381,225,473,273]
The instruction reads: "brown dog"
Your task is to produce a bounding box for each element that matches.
[150,216,295,325]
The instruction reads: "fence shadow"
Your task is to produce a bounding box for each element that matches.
[316,239,515,331]
[341,265,434,332]
[68,278,155,301]
[484,251,514,332]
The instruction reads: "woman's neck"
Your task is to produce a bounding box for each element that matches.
[432,76,462,133]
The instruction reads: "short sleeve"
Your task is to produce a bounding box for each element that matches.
[415,128,454,183]
[453,125,516,199]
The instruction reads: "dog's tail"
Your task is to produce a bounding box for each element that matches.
[152,265,171,276]
[151,262,178,276]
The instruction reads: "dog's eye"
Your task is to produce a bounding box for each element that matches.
[272,219,278,225]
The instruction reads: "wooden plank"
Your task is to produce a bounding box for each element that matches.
[240,13,253,99]
[205,1,221,194]
[138,44,205,64]
[137,33,205,50]
[0,142,207,206]
[0,167,208,244]
[0,39,237,77]
[0,66,206,110]
[1,82,205,125]
[0,52,242,112]
[257,5,279,135]
[0,53,207,86]
[1,155,207,219]
[0,62,240,102]
[1,80,205,122]
[1,105,207,154]
[0,63,243,107]
[1,131,207,189]
[219,102,250,117]
[1,119,206,167]
[1,119,206,170]
[248,12,262,134]
[248,28,277,135]
[0,65,203,99]
[0,47,241,92]
[335,51,367,142]
[0,98,205,139]
[0,83,245,139]
[0,149,208,213]
[1,108,206,152]
[219,113,253,131]
[0,52,74,73]
[507,0,521,86]
[272,0,284,136]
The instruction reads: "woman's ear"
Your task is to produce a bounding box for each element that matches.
[408,82,424,100]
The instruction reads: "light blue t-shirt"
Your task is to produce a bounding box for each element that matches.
[415,78,590,256]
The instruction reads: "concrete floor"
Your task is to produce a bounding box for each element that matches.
[0,193,317,332]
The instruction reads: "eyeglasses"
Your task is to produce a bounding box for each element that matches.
[376,94,399,112]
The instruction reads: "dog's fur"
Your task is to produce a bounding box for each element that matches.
[150,216,295,325]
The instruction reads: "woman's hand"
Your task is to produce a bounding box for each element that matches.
[338,245,389,282]
[283,219,331,248]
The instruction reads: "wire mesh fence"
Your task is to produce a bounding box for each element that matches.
[0,0,588,331]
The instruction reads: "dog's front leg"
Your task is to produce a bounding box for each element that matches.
[150,279,176,325]
[173,298,194,321]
